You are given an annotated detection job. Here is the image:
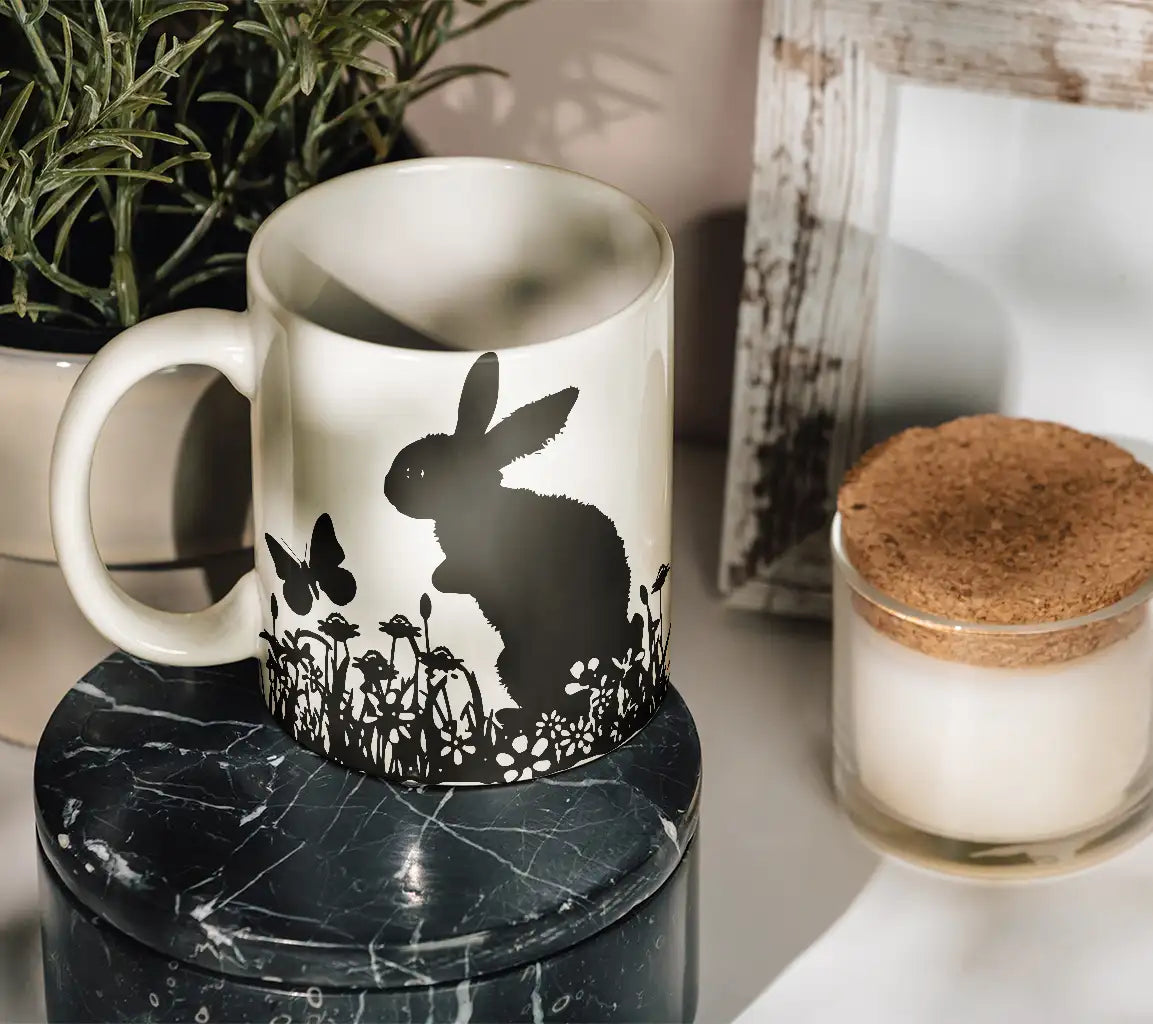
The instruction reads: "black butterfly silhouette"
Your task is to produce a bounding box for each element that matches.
[265,513,357,616]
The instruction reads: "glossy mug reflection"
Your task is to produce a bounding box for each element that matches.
[51,158,674,785]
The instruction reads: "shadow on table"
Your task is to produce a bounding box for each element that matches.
[0,915,44,1023]
[672,445,878,1023]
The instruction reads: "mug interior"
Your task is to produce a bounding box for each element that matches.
[252,159,667,351]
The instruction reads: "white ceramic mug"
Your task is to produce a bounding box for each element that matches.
[51,158,674,785]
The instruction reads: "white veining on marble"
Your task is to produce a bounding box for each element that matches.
[238,803,266,826]
[62,797,81,828]
[454,977,473,1023]
[83,839,144,888]
[74,681,251,728]
[531,961,544,1023]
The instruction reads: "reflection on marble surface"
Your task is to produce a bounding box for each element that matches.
[36,654,700,1021]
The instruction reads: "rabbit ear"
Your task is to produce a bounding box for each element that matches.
[455,352,500,438]
[485,387,578,467]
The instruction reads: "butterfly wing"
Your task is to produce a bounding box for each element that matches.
[308,513,357,607]
[265,534,315,616]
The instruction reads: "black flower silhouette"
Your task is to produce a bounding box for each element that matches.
[364,689,416,744]
[260,545,671,783]
[279,634,309,669]
[318,612,360,643]
[354,650,398,691]
[420,645,465,674]
[378,614,421,642]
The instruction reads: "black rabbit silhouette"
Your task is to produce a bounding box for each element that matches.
[385,352,632,716]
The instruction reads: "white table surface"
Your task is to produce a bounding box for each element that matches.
[0,443,883,1022]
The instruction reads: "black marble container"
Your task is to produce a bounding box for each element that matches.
[35,655,701,1023]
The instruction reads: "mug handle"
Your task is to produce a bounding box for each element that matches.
[50,308,261,666]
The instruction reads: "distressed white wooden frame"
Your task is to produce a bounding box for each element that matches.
[719,0,1153,617]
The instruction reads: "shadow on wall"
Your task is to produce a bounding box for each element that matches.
[412,1,666,164]
[674,208,746,448]
[865,241,1014,448]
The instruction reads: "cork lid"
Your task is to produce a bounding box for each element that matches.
[837,415,1153,665]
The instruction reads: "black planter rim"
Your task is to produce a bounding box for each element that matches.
[0,316,119,357]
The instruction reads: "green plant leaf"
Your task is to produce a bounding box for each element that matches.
[203,251,245,266]
[77,85,100,127]
[164,262,243,300]
[40,146,125,184]
[329,12,401,49]
[149,149,209,177]
[21,121,68,156]
[11,266,29,316]
[233,19,283,50]
[1,0,525,325]
[53,132,144,161]
[139,1,228,34]
[449,0,533,39]
[0,161,19,210]
[0,82,36,156]
[118,128,187,146]
[333,51,394,79]
[197,91,260,123]
[0,302,98,326]
[47,7,96,51]
[55,13,73,122]
[113,249,138,325]
[24,0,50,26]
[98,22,219,125]
[50,181,99,264]
[93,0,112,107]
[298,34,319,96]
[410,62,505,102]
[255,0,292,50]
[315,80,401,134]
[54,167,172,183]
[33,177,92,236]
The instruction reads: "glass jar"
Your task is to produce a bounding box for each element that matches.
[831,513,1153,879]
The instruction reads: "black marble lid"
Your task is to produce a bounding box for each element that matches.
[35,654,700,989]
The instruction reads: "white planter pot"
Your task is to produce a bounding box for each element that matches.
[0,344,253,564]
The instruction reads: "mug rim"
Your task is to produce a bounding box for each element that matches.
[246,156,674,358]
[830,512,1153,635]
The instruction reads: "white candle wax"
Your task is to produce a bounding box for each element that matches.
[839,585,1153,844]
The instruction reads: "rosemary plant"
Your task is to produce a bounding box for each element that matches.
[0,0,526,329]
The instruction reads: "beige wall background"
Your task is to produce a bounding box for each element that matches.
[404,0,763,443]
